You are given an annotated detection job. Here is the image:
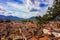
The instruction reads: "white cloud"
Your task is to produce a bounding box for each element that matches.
[0,5,14,16]
[6,1,41,18]
[0,0,54,18]
[7,2,29,12]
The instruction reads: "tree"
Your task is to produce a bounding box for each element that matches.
[47,0,60,21]
[35,0,60,24]
[35,16,45,24]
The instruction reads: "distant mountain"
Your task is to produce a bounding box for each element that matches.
[0,5,37,20]
[27,17,35,20]
[0,7,35,20]
[0,15,5,20]
[0,15,35,20]
[0,15,27,20]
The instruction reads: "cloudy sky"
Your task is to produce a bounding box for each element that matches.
[0,0,54,18]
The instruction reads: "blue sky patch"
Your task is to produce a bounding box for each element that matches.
[9,0,24,4]
[39,3,48,7]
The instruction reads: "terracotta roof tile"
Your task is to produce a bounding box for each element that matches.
[39,36,49,40]
[30,36,38,40]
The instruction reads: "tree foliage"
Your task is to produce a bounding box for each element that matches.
[35,0,60,24]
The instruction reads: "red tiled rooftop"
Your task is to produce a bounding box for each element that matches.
[39,36,49,40]
[30,36,38,40]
